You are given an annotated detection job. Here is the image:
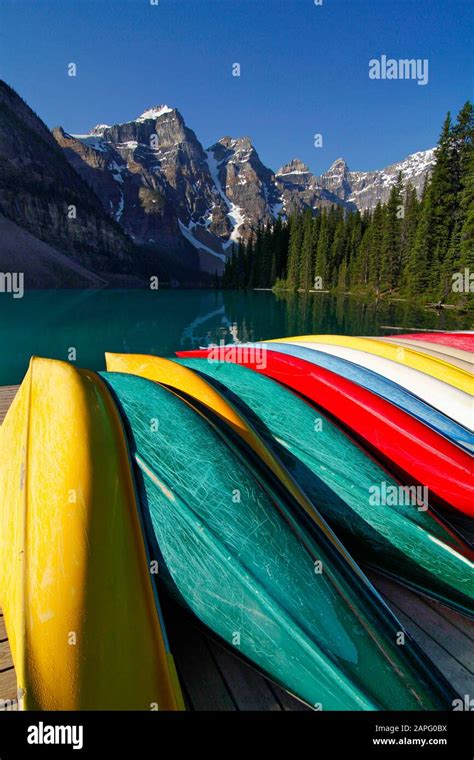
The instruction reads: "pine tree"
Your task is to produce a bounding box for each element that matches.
[260,224,274,286]
[368,202,385,292]
[270,217,282,282]
[315,209,329,287]
[337,258,348,292]
[244,238,254,285]
[298,209,315,290]
[380,172,403,290]
[355,224,372,288]
[248,227,264,288]
[412,113,458,295]
[234,239,246,288]
[400,184,420,290]
[459,145,474,269]
[454,102,474,271]
[286,215,304,290]
[328,207,345,288]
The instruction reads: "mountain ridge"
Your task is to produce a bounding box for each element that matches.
[0,80,437,284]
[55,103,435,271]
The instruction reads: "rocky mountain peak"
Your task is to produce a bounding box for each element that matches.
[89,124,111,136]
[319,157,351,200]
[50,94,436,276]
[217,135,254,151]
[136,105,174,122]
[326,157,349,175]
[276,159,311,177]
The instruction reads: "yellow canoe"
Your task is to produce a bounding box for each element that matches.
[0,357,183,710]
[105,353,366,578]
[269,335,473,394]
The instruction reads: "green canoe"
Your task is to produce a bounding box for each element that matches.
[176,358,474,617]
[102,370,455,710]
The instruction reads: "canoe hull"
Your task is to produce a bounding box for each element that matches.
[0,357,182,710]
[176,348,474,517]
[174,356,474,617]
[379,337,473,366]
[257,341,473,450]
[269,334,472,393]
[102,369,456,711]
[396,333,474,352]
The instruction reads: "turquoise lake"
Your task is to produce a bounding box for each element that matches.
[0,289,471,385]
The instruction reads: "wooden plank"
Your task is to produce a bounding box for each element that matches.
[0,640,13,671]
[0,668,17,705]
[0,615,7,642]
[373,575,473,672]
[172,630,236,711]
[0,385,18,424]
[207,639,282,711]
[162,599,236,711]
[425,598,474,640]
[381,599,470,697]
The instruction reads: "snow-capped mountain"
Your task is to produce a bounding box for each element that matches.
[53,104,436,272]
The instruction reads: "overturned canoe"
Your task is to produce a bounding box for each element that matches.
[172,357,474,616]
[267,341,472,430]
[160,359,474,616]
[104,353,353,553]
[269,335,473,394]
[396,333,474,352]
[0,357,183,710]
[234,342,473,452]
[379,337,473,366]
[377,338,473,371]
[177,347,474,517]
[101,369,456,710]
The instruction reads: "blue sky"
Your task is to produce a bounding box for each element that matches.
[1,0,472,174]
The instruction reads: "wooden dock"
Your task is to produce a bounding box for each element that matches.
[0,385,472,711]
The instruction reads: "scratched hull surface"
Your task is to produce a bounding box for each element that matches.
[175,358,474,616]
[0,358,182,710]
[176,348,473,517]
[102,370,456,711]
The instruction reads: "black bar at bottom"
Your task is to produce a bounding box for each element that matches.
[0,710,472,757]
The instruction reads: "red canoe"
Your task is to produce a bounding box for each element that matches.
[176,348,474,518]
[395,333,474,352]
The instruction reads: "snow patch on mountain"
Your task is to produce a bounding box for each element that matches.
[137,106,173,121]
[206,148,245,244]
[114,191,124,222]
[179,220,226,262]
[89,124,110,135]
[70,133,108,152]
[346,148,436,208]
